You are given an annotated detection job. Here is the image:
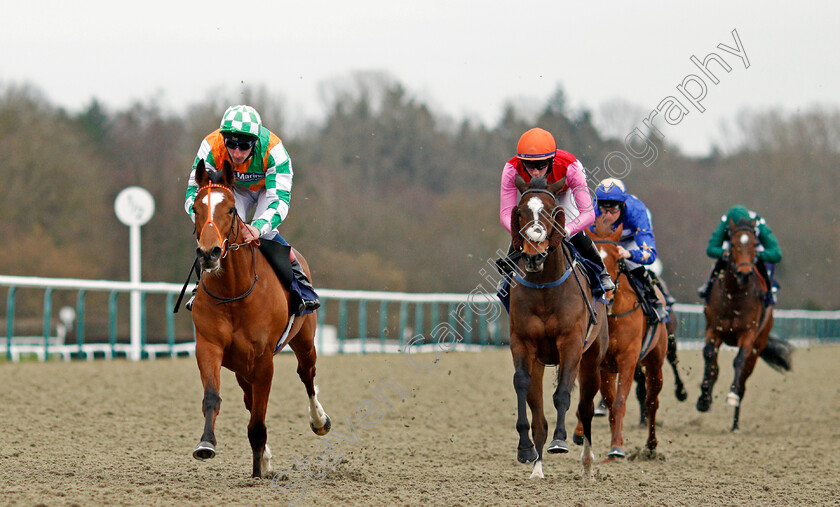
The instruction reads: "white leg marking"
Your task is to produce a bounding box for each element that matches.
[726,392,741,407]
[529,459,544,479]
[309,385,328,428]
[261,444,273,477]
[581,437,594,479]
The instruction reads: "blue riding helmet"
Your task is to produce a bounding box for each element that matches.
[595,178,628,203]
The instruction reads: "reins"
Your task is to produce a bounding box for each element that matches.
[200,243,260,305]
[194,183,260,305]
[592,239,641,319]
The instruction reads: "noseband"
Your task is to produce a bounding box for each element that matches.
[195,183,258,305]
[196,183,245,258]
[518,188,567,260]
[728,225,758,273]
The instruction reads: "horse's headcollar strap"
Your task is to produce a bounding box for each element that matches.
[513,189,565,252]
[197,183,237,256]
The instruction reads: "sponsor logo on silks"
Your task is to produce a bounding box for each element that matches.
[235,172,264,183]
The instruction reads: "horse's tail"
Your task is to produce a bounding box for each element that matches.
[760,334,794,373]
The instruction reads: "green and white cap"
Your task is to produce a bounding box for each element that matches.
[219,105,262,138]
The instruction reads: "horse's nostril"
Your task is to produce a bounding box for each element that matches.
[210,247,222,259]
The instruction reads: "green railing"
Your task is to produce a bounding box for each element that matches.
[2,275,839,362]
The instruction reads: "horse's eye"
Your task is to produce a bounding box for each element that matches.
[228,208,236,215]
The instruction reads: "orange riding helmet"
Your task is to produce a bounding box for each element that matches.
[516,128,557,160]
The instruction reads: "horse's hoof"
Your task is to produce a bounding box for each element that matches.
[594,402,608,417]
[726,392,740,407]
[547,439,569,454]
[310,415,331,436]
[696,396,711,412]
[193,441,216,460]
[572,433,584,446]
[608,446,626,458]
[517,445,538,464]
[675,386,688,402]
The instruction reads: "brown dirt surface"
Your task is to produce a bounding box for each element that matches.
[1,344,838,506]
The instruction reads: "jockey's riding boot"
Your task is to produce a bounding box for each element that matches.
[290,258,321,313]
[571,233,616,293]
[495,245,521,277]
[697,258,726,299]
[633,267,668,323]
[651,271,677,307]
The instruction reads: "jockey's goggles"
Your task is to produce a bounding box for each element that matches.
[224,138,256,151]
[522,159,552,171]
[598,201,622,213]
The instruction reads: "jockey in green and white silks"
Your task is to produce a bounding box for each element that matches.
[185,105,292,236]
[698,205,782,306]
[183,105,319,314]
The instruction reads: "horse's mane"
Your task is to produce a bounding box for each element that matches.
[206,167,226,185]
[528,177,549,190]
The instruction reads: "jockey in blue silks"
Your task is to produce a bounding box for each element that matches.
[592,178,675,323]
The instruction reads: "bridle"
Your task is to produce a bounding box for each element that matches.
[592,238,642,318]
[517,188,567,260]
[727,224,758,273]
[196,183,251,257]
[195,183,259,304]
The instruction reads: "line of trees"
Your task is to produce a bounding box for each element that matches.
[1,74,837,309]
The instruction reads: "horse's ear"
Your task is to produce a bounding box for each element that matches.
[510,207,523,251]
[222,160,235,187]
[548,177,566,195]
[195,160,208,186]
[548,212,565,250]
[592,214,612,238]
[514,175,528,194]
[727,218,736,231]
[611,223,624,242]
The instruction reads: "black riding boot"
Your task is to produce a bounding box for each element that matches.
[291,258,321,313]
[630,267,668,323]
[570,233,616,293]
[697,258,726,299]
[650,271,677,307]
[495,243,521,277]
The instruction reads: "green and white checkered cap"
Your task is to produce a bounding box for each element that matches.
[219,105,262,137]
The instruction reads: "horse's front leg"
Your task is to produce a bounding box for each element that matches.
[696,330,721,413]
[605,349,637,459]
[525,364,548,478]
[576,340,602,478]
[728,328,763,432]
[547,338,582,456]
[642,336,666,454]
[193,341,223,460]
[510,337,538,466]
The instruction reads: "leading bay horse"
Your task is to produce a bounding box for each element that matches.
[190,160,331,477]
[508,175,608,479]
[696,218,792,431]
[575,217,668,458]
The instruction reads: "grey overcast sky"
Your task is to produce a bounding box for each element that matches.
[1,0,838,156]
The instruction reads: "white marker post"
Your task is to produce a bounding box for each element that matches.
[114,187,155,361]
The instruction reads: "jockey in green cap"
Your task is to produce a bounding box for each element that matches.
[698,205,782,305]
